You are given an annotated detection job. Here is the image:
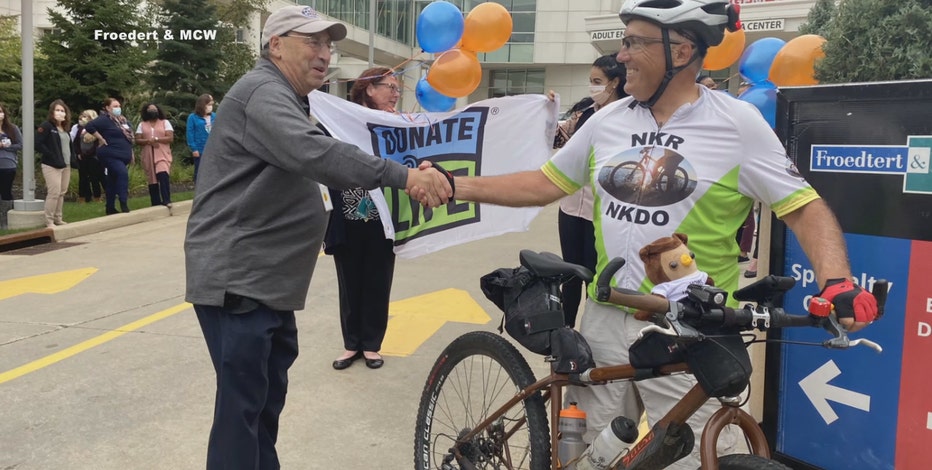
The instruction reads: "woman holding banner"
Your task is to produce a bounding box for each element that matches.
[325,67,401,370]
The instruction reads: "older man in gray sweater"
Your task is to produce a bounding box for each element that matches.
[184,6,451,469]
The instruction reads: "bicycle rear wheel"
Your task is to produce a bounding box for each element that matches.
[414,331,551,470]
[713,454,791,469]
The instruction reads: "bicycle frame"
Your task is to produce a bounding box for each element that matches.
[448,359,770,470]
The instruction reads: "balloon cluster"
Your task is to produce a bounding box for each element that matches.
[704,29,826,128]
[414,1,513,112]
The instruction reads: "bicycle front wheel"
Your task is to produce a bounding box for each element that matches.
[414,331,551,470]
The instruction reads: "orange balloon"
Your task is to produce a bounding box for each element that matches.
[427,49,482,98]
[703,28,746,71]
[461,3,513,53]
[769,34,826,86]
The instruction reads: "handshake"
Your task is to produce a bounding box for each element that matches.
[404,161,456,208]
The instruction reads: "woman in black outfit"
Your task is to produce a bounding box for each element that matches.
[85,98,134,214]
[325,67,401,370]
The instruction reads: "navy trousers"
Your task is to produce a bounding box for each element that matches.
[195,303,299,470]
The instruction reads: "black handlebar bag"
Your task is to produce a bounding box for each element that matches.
[685,334,752,398]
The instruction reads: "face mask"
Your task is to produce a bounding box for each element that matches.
[54,111,66,121]
[205,105,213,114]
[111,107,122,116]
[79,118,88,126]
[589,84,606,99]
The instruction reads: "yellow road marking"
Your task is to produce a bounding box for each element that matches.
[0,302,191,385]
[381,288,490,357]
[0,267,98,301]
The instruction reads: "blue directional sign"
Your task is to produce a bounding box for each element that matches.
[776,233,910,470]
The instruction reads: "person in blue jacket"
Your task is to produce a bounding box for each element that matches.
[186,94,214,182]
[85,97,134,214]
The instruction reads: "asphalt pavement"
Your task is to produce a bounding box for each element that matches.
[0,201,564,469]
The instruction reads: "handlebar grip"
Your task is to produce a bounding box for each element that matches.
[596,257,626,302]
[872,279,888,319]
[770,310,820,329]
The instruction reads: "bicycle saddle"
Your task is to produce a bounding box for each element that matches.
[733,275,796,305]
[519,250,594,282]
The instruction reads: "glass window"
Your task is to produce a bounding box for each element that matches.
[488,68,546,99]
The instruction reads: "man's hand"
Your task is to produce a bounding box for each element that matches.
[405,166,452,208]
[818,278,878,332]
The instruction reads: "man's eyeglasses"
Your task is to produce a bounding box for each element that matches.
[283,34,335,54]
[373,83,401,94]
[620,35,682,53]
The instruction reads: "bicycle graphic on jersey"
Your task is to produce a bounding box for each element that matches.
[599,146,697,207]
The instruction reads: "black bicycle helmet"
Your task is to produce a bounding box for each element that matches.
[618,0,741,108]
[619,0,741,48]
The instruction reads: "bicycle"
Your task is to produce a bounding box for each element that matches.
[414,250,887,470]
[608,146,690,195]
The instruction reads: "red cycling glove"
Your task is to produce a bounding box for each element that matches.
[818,278,879,323]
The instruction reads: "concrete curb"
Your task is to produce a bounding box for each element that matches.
[52,200,193,242]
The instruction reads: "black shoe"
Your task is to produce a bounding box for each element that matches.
[106,207,119,215]
[364,353,384,369]
[120,203,130,213]
[738,255,750,263]
[332,351,362,370]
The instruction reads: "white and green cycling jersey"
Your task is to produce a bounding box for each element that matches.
[542,87,819,306]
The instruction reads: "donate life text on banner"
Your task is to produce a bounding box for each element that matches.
[309,91,559,258]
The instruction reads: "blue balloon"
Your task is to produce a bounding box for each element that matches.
[739,81,778,128]
[416,78,456,112]
[416,1,464,53]
[738,37,786,85]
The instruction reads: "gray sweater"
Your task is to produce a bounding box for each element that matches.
[184,59,408,311]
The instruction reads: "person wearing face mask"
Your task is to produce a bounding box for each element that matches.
[553,54,628,329]
[0,102,23,229]
[135,103,174,207]
[35,99,74,228]
[324,67,402,370]
[70,109,104,204]
[186,94,214,183]
[85,97,135,214]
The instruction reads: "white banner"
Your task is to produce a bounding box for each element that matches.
[309,91,559,258]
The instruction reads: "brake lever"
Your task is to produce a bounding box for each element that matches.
[821,314,883,353]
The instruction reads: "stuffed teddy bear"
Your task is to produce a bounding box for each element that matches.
[634,232,714,320]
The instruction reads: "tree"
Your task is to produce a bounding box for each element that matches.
[815,0,932,83]
[149,0,224,121]
[213,0,268,91]
[798,0,835,37]
[36,0,154,125]
[0,15,22,121]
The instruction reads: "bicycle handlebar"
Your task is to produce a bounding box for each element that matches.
[594,256,886,353]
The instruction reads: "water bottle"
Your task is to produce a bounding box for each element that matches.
[558,402,587,469]
[576,415,639,470]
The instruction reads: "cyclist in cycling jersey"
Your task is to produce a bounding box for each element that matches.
[431,0,880,467]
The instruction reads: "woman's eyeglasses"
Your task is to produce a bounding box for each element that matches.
[373,83,401,94]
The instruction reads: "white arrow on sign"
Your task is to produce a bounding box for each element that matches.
[799,360,871,425]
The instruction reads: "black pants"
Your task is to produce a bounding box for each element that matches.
[0,168,15,200]
[332,219,395,352]
[195,303,299,470]
[148,171,172,206]
[558,209,597,328]
[77,156,104,202]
